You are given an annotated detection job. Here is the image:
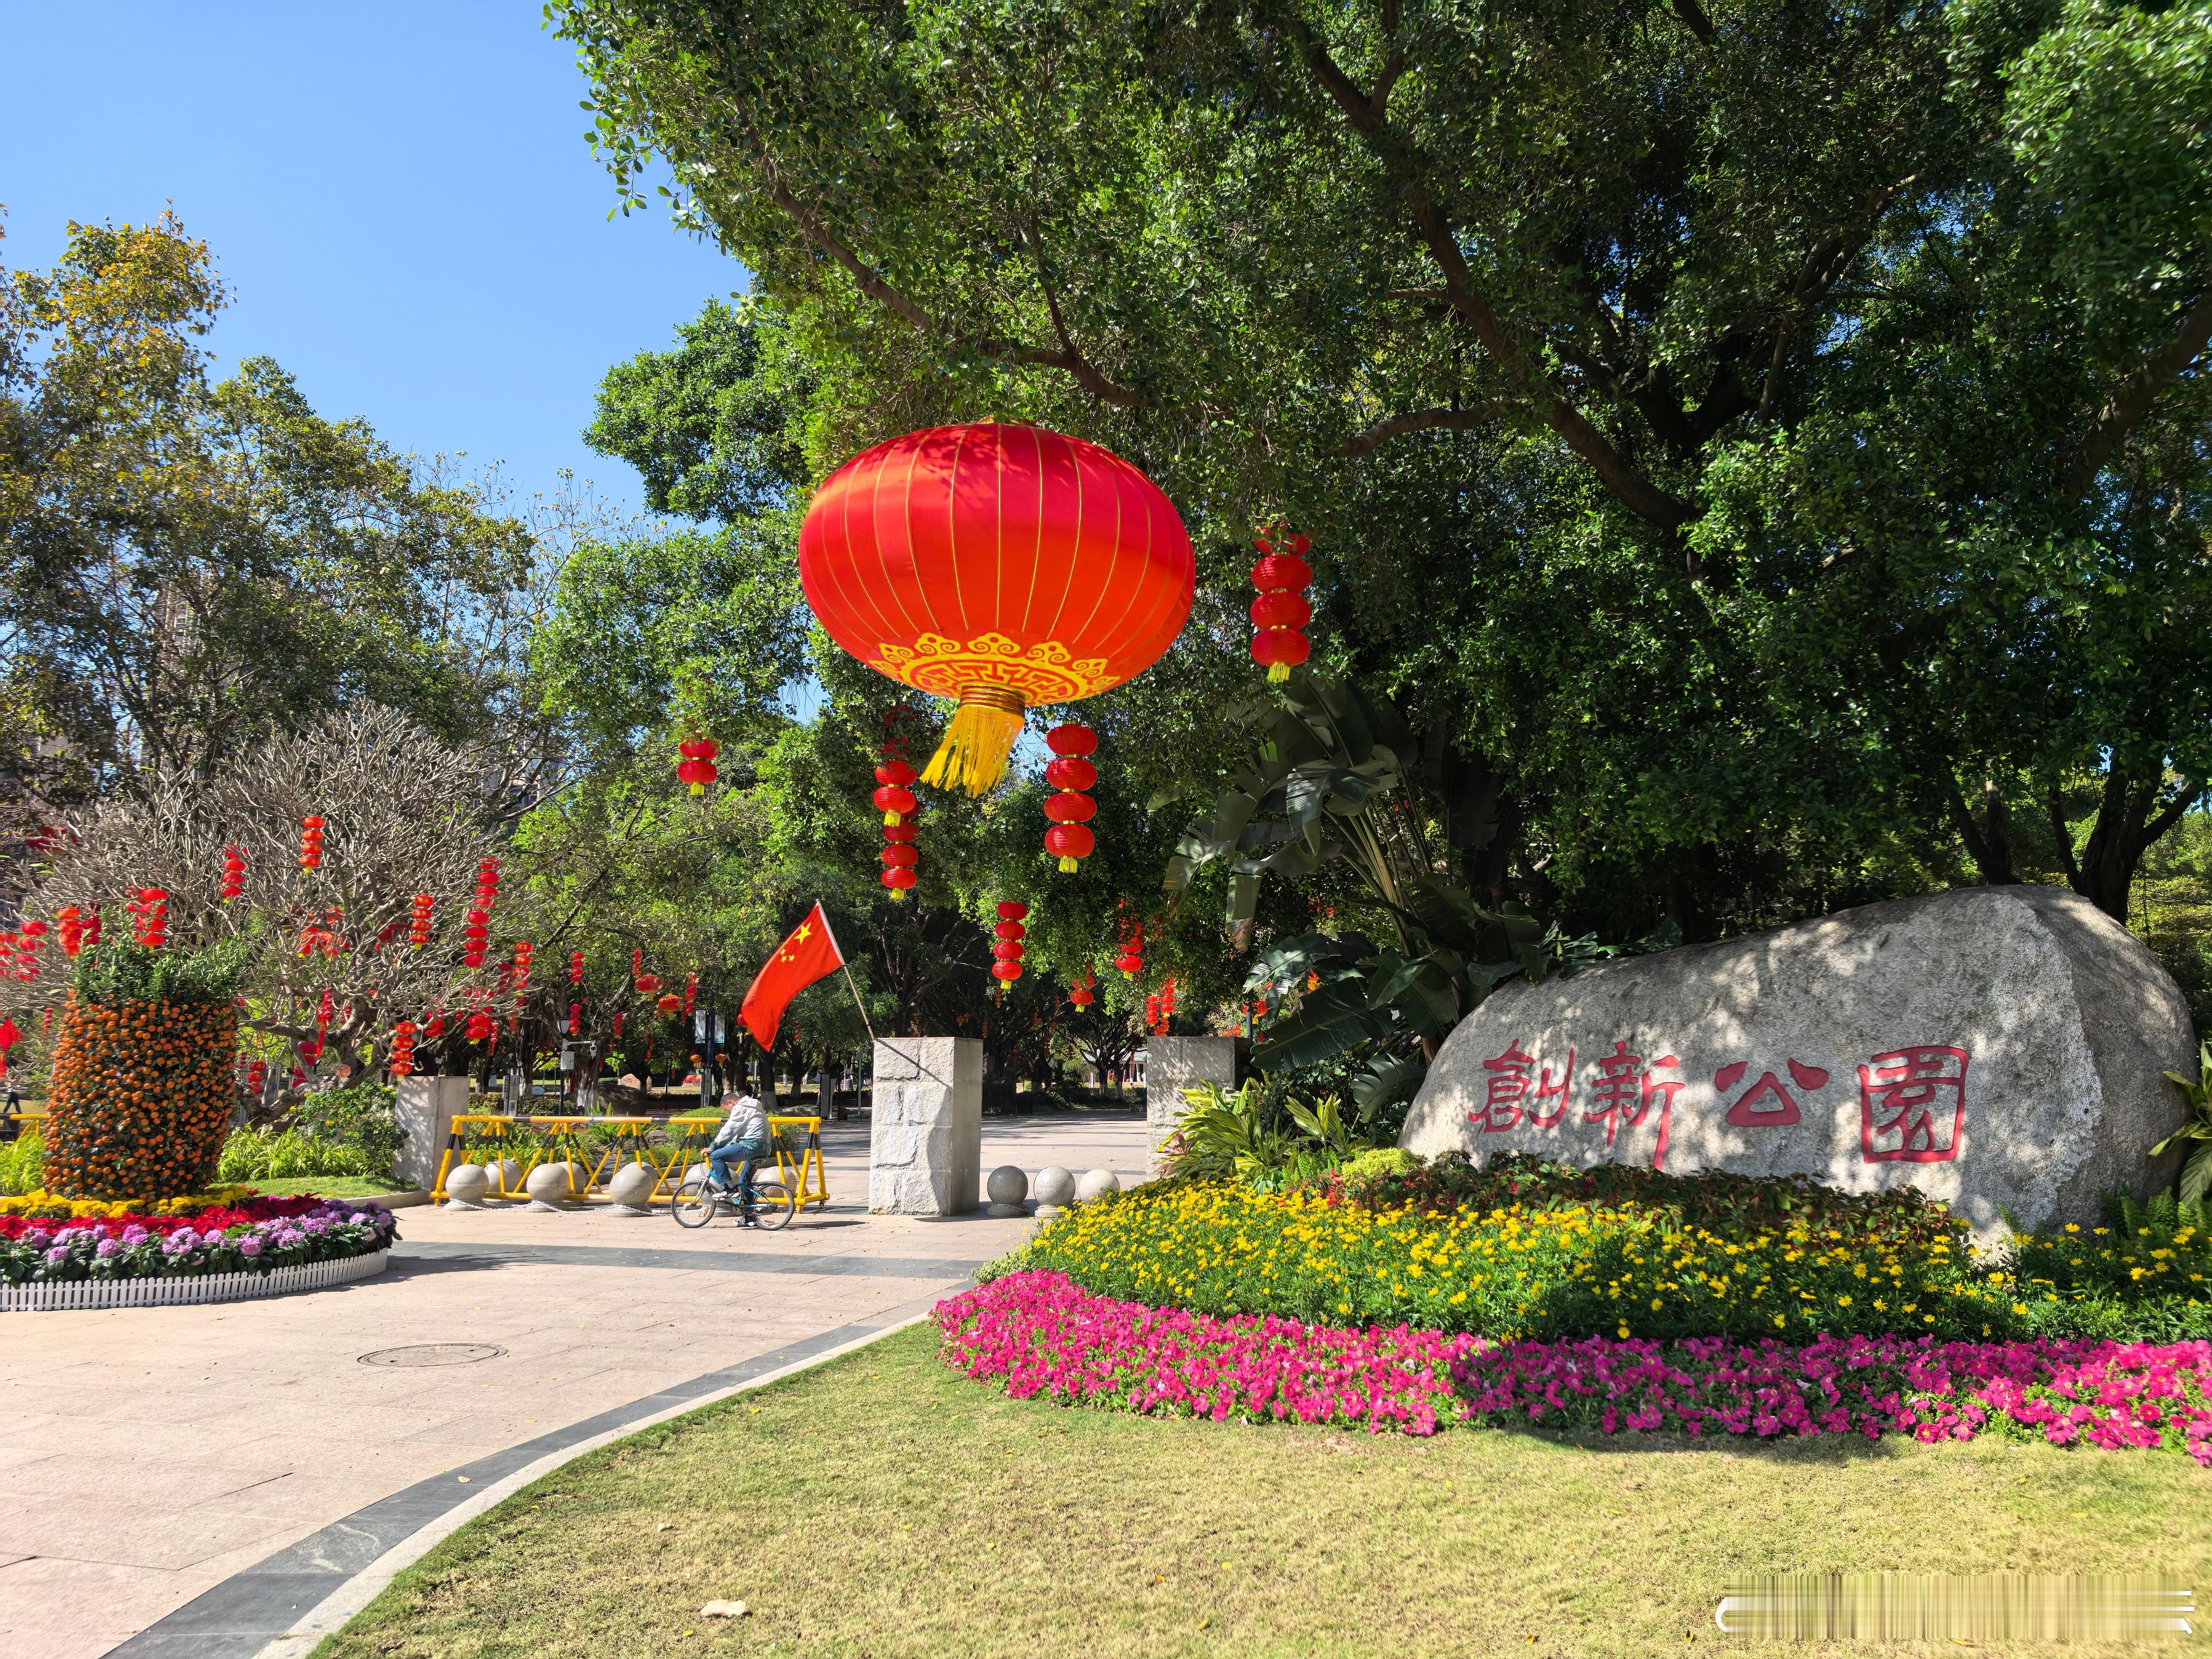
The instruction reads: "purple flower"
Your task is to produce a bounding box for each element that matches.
[44,1245,69,1264]
[22,1229,50,1249]
[119,1224,149,1245]
[163,1229,198,1254]
[95,1239,119,1259]
[237,1236,262,1258]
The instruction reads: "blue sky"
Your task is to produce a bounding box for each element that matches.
[2,2,741,515]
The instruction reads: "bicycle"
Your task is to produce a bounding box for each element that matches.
[670,1163,797,1230]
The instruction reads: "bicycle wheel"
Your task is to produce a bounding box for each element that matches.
[748,1181,797,1231]
[670,1177,720,1229]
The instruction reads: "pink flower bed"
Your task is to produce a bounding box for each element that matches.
[936,1271,2212,1462]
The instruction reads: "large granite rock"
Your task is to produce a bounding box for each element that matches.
[1400,887,2191,1237]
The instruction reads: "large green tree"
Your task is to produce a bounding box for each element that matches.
[1,215,539,798]
[551,0,2212,928]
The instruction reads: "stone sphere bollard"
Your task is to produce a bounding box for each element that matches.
[605,1160,659,1215]
[1033,1164,1076,1218]
[1075,1168,1122,1204]
[442,1163,490,1208]
[524,1161,581,1210]
[984,1163,1029,1218]
[483,1157,522,1197]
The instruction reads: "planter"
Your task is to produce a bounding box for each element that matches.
[1,1247,389,1312]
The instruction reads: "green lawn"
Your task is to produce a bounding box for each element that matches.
[248,1175,414,1198]
[315,1321,2211,1659]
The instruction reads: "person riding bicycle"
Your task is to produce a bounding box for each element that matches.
[707,1091,770,1223]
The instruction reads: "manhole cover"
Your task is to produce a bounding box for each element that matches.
[358,1344,507,1367]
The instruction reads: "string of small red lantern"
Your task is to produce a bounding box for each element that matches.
[408,893,434,948]
[1114,909,1143,979]
[463,859,498,968]
[389,1019,418,1078]
[1043,723,1097,873]
[127,888,168,949]
[678,735,720,794]
[991,900,1028,985]
[298,814,326,870]
[221,845,246,900]
[876,710,921,900]
[1069,966,1097,1008]
[56,907,84,957]
[1250,527,1313,683]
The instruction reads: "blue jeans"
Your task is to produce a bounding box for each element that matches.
[709,1138,767,1204]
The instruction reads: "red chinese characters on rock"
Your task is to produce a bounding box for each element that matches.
[1860,1044,1970,1163]
[1715,1057,1831,1128]
[1469,1040,1574,1132]
[1585,1041,1683,1170]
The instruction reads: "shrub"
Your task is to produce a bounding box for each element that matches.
[216,1128,374,1183]
[291,1081,403,1172]
[43,943,241,1200]
[1023,1177,2212,1344]
[0,1131,44,1197]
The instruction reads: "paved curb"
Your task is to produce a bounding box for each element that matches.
[102,1285,966,1659]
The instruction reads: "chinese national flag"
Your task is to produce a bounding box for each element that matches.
[740,902,845,1049]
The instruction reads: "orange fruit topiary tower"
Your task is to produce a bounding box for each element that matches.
[42,956,240,1201]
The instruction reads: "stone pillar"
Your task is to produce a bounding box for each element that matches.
[868,1037,982,1215]
[394,1075,470,1191]
[1144,1037,1243,1177]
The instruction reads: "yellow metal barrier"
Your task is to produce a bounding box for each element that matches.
[427,1112,830,1212]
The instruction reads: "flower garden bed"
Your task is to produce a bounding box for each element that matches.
[0,1193,398,1296]
[938,1270,2212,1462]
[1010,1176,2211,1343]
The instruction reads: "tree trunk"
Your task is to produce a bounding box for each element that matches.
[1946,772,2019,885]
[2049,765,2199,920]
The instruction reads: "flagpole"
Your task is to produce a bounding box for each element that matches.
[814,903,876,1043]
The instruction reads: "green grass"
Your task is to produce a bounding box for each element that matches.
[314,1323,2212,1659]
[247,1175,413,1198]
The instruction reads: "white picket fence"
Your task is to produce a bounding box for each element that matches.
[0,1247,389,1312]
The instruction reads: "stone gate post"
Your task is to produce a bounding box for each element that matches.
[1144,1036,1244,1177]
[868,1037,982,1215]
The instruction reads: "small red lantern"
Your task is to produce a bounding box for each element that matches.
[678,735,720,794]
[1070,968,1096,1008]
[656,991,683,1016]
[873,783,918,825]
[56,906,83,957]
[220,845,246,900]
[1250,528,1313,682]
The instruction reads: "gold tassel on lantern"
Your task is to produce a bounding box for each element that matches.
[920,685,1026,795]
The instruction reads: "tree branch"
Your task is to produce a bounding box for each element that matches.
[765,176,1148,407]
[1669,0,1717,43]
[1339,402,1508,457]
[2046,778,2082,888]
[1271,9,1696,530]
[2068,295,2212,489]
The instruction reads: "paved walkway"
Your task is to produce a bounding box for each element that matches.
[0,1112,1148,1659]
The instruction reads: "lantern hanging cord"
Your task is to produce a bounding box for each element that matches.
[920,685,1026,796]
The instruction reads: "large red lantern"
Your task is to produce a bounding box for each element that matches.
[799,424,1194,795]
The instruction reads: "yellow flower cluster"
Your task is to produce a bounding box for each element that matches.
[0,1185,254,1219]
[1022,1179,2042,1341]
